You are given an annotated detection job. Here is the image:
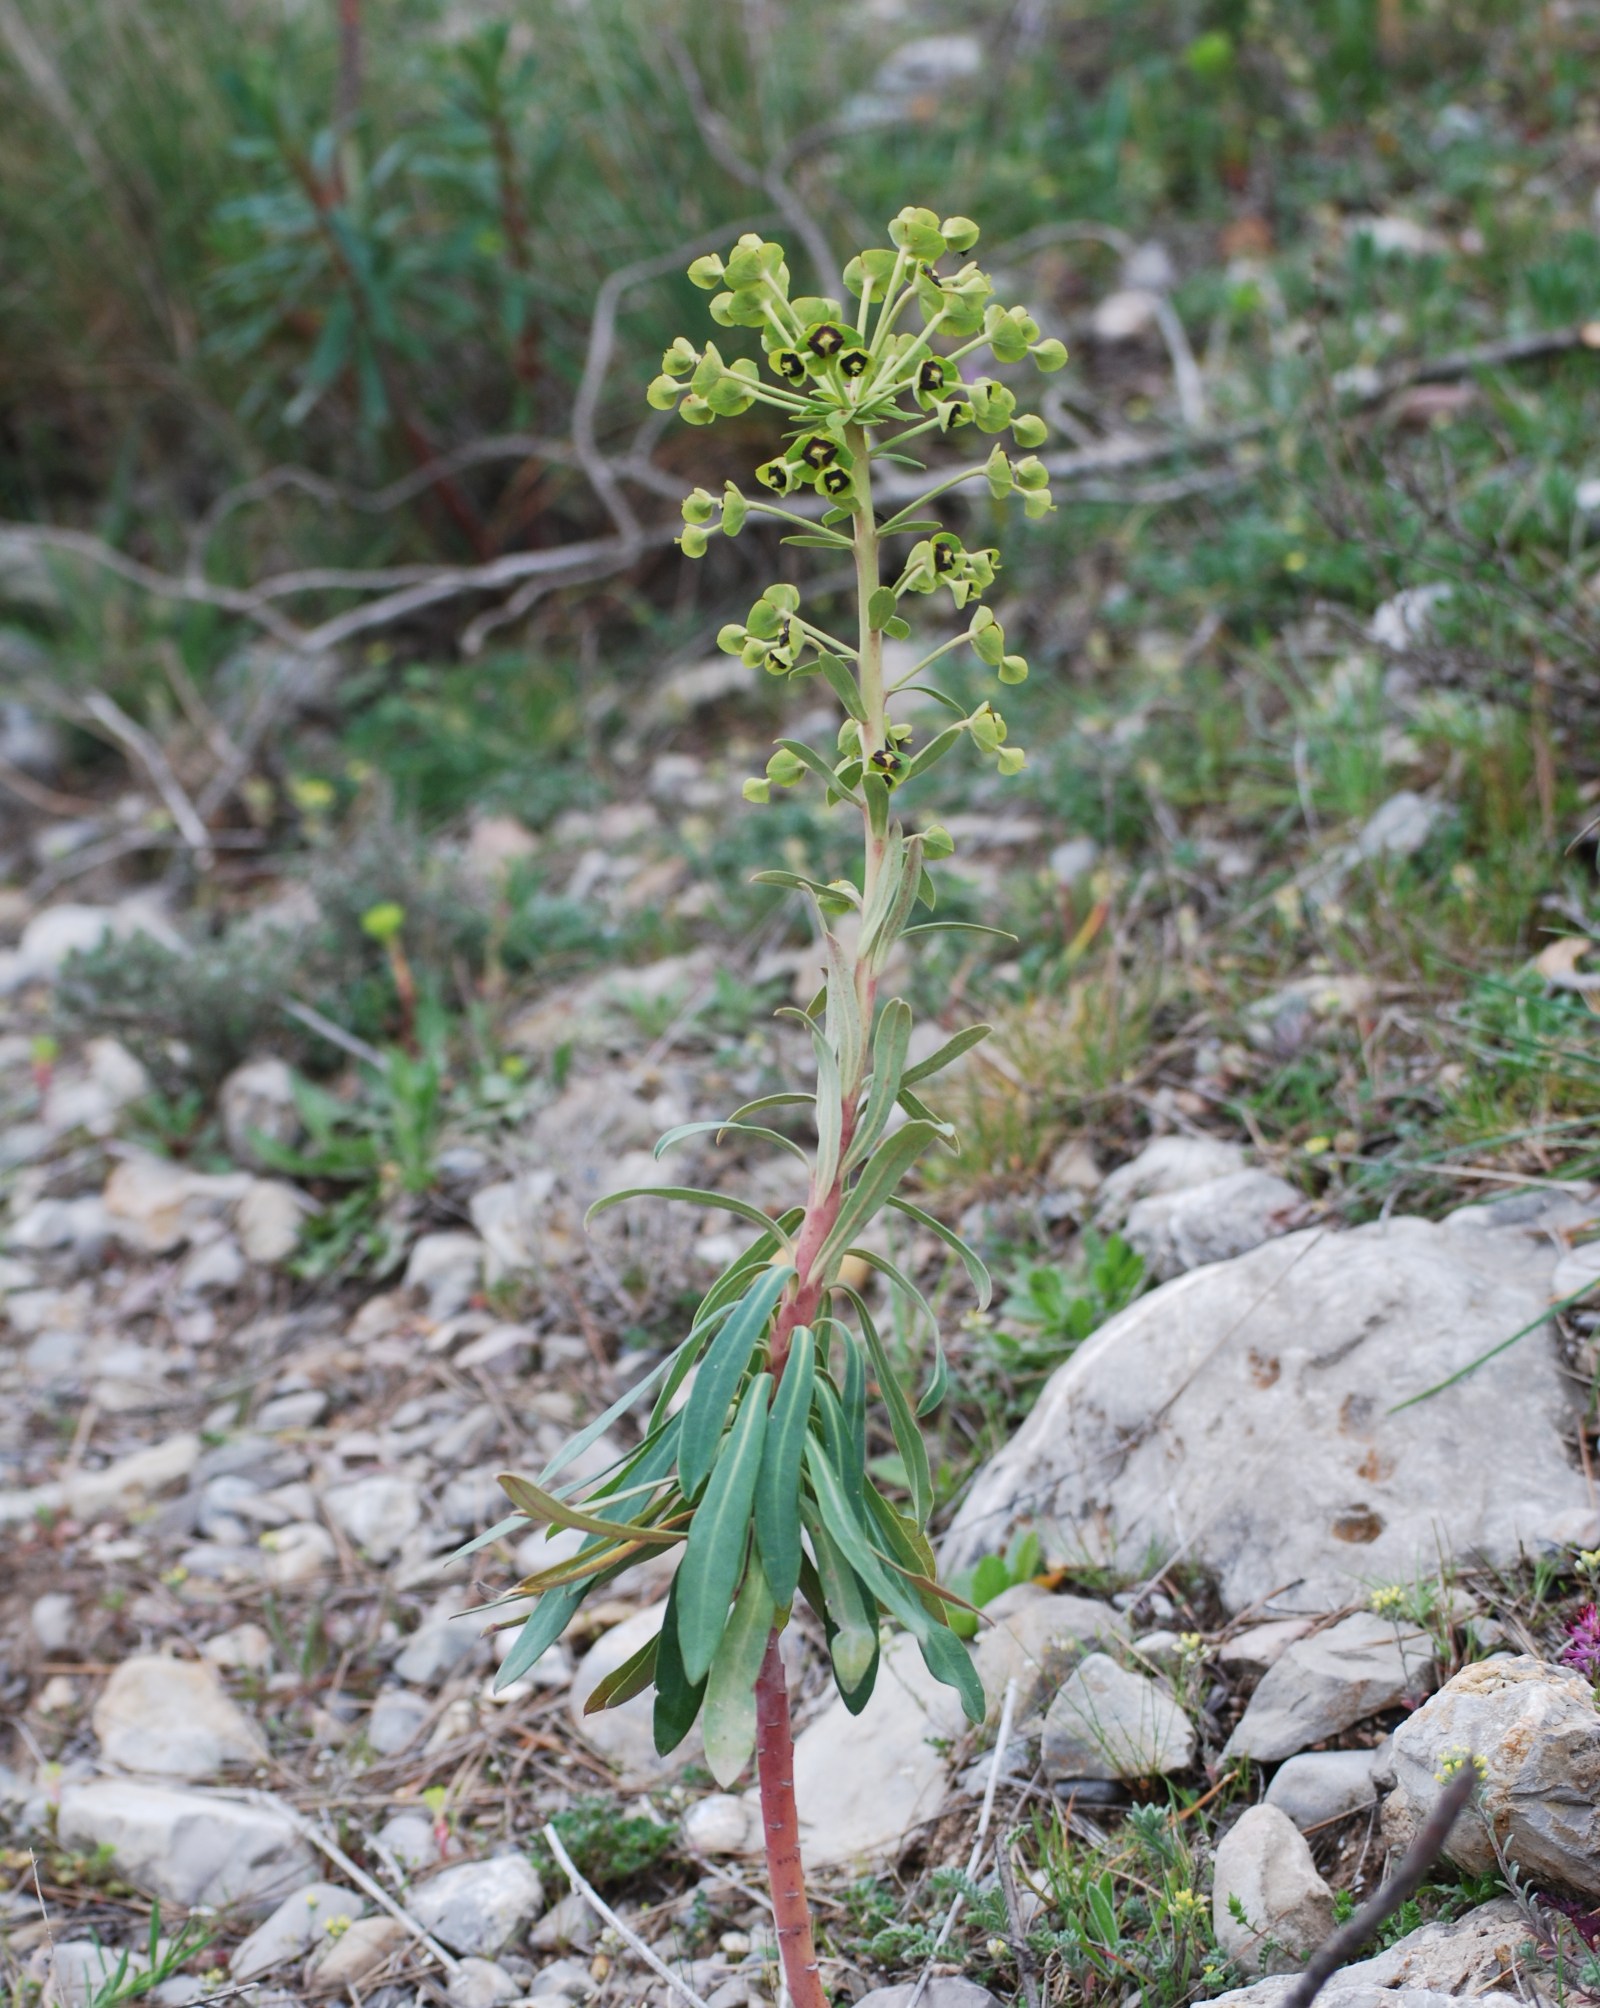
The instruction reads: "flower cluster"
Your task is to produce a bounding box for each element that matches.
[1370,1583,1409,1616]
[1563,1602,1600,1679]
[1434,1746,1489,1786]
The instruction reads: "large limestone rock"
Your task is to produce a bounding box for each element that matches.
[943,1208,1594,1611]
[94,1654,267,1778]
[1389,1655,1600,1900]
[57,1780,314,1910]
[972,1587,1127,1722]
[1207,1897,1527,2008]
[1224,1614,1434,1762]
[1124,1168,1310,1281]
[1212,1804,1335,1976]
[791,1633,966,1868]
[1042,1653,1195,1780]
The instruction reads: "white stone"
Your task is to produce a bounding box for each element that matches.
[324,1473,423,1561]
[1124,1168,1310,1280]
[1368,583,1453,653]
[103,1158,251,1254]
[1264,1746,1388,1830]
[69,1432,200,1521]
[856,1982,1000,2008]
[1346,213,1450,257]
[94,1654,267,1779]
[259,1520,336,1586]
[8,1195,112,1255]
[680,1794,763,1857]
[1213,1804,1336,1975]
[231,1882,367,1980]
[178,1233,246,1296]
[310,1914,409,1985]
[1042,1653,1194,1780]
[447,1958,523,2008]
[1357,790,1446,861]
[220,1057,301,1169]
[875,32,982,93]
[569,1605,702,1787]
[405,1231,485,1319]
[377,1810,441,1875]
[31,1591,75,1653]
[41,1941,161,2008]
[792,1632,965,1869]
[1095,1136,1249,1228]
[1218,1619,1314,1675]
[406,1855,546,1956]
[202,1623,275,1672]
[9,904,170,989]
[527,1893,596,1952]
[1389,1655,1600,1900]
[943,1217,1593,1613]
[57,1779,314,1909]
[1049,838,1100,886]
[1553,1238,1600,1304]
[236,1180,314,1265]
[1205,1898,1528,2008]
[1224,1614,1434,1762]
[470,1175,558,1283]
[395,1594,489,1686]
[1092,288,1161,342]
[369,1688,432,1755]
[972,1592,1126,1722]
[43,1039,149,1135]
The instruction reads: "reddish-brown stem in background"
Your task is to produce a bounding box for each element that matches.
[336,0,362,128]
[756,1629,828,2008]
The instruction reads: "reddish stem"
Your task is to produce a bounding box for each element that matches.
[756,1629,827,2008]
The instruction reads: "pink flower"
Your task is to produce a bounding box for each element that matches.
[1561,1603,1600,1678]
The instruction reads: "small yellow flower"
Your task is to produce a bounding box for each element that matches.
[1370,1584,1407,1616]
[1168,1888,1206,1922]
[1178,1632,1205,1660]
[1434,1746,1487,1786]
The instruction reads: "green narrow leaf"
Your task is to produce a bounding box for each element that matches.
[902,1024,993,1087]
[583,1633,659,1715]
[813,1375,866,1514]
[901,921,1018,943]
[777,738,863,806]
[916,1613,986,1725]
[816,652,868,720]
[851,1290,932,1524]
[887,1195,992,1309]
[653,1571,707,1753]
[676,1380,771,1683]
[841,1335,867,1504]
[446,1510,529,1564]
[804,1438,930,1641]
[679,1270,790,1499]
[844,1247,939,1341]
[494,1577,589,1691]
[497,1472,685,1547]
[728,1092,816,1121]
[702,1550,777,1785]
[917,867,937,909]
[755,1326,815,1606]
[867,585,899,629]
[814,1121,946,1279]
[780,532,856,549]
[799,1541,879,1713]
[587,1186,795,1249]
[810,1022,843,1195]
[898,725,964,786]
[536,1341,686,1489]
[654,1118,811,1166]
[805,1510,881,1696]
[842,998,912,1174]
[860,837,927,977]
[863,769,890,838]
[918,1335,949,1416]
[817,905,865,1093]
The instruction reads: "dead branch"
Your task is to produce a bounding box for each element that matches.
[1279,1764,1477,2008]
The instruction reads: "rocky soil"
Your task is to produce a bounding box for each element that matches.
[2,880,1600,2008]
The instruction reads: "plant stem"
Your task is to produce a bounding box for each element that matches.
[755,1628,827,2008]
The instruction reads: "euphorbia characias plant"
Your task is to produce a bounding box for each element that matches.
[466,207,1063,2008]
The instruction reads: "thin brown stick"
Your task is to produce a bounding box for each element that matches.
[1279,1765,1477,2008]
[997,1830,1042,2008]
